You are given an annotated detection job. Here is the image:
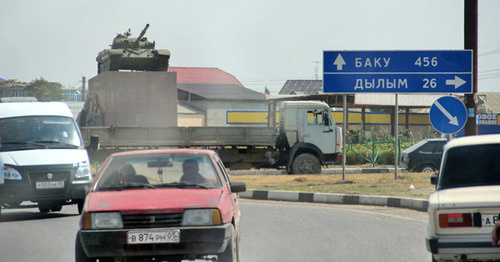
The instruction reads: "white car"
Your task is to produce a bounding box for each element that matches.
[427,134,500,261]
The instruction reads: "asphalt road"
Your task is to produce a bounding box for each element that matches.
[0,200,430,262]
[240,199,430,262]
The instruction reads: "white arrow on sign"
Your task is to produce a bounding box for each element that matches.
[434,101,459,126]
[333,54,346,71]
[446,76,466,89]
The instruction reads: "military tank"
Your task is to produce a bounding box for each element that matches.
[96,24,170,73]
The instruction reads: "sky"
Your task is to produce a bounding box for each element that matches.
[1,0,499,94]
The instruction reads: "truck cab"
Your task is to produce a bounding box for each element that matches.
[0,102,92,215]
[279,101,342,174]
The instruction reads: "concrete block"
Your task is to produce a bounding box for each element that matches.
[89,71,177,127]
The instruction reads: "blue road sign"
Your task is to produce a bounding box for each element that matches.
[429,96,467,134]
[323,50,472,93]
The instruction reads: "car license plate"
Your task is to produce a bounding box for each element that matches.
[36,181,64,189]
[481,213,499,227]
[127,230,180,244]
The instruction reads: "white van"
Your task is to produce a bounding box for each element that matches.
[0,102,92,215]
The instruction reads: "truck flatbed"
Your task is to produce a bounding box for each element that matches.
[80,126,278,148]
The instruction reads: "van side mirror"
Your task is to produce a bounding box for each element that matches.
[88,135,100,151]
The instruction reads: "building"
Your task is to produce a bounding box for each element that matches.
[0,79,28,97]
[168,67,266,126]
[276,79,500,140]
[62,87,88,102]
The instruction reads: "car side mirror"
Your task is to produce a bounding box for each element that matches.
[230,182,246,193]
[430,176,438,185]
[88,135,100,151]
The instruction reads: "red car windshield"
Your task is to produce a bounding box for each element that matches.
[95,153,223,191]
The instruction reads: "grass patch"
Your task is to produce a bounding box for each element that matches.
[231,172,435,199]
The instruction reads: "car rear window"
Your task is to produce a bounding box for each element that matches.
[438,143,500,189]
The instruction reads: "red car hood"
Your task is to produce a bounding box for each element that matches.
[86,188,224,214]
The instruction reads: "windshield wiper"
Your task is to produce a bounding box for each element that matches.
[0,141,47,149]
[98,182,156,191]
[156,182,209,189]
[34,140,78,148]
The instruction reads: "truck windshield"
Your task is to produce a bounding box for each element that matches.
[438,144,500,189]
[0,116,82,151]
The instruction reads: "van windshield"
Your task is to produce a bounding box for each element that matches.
[438,144,500,189]
[0,116,82,151]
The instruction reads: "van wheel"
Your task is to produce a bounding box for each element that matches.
[38,202,51,213]
[77,201,84,215]
[292,153,321,174]
[420,165,436,173]
[51,205,62,212]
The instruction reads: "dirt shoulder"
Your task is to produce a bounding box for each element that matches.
[230,172,436,199]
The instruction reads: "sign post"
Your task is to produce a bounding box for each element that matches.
[323,50,473,180]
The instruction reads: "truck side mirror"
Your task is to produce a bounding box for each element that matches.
[88,135,100,151]
[324,115,330,126]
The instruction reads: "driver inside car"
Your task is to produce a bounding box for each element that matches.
[180,159,207,185]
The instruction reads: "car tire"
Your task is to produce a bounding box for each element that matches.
[75,232,96,262]
[219,224,239,262]
[292,153,321,174]
[420,165,436,173]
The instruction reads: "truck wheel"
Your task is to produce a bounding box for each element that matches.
[75,233,96,262]
[292,153,321,174]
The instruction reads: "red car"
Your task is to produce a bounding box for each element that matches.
[75,149,246,262]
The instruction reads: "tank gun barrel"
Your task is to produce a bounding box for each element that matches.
[134,24,150,46]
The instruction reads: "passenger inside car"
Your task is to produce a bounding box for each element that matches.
[102,163,149,186]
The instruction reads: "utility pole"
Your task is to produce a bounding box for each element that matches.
[81,76,86,102]
[463,0,478,136]
[312,61,320,80]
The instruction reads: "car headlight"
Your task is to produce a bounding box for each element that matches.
[182,209,222,226]
[75,161,92,181]
[2,166,22,180]
[90,212,123,229]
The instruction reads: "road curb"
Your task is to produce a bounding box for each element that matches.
[228,167,406,175]
[238,189,429,212]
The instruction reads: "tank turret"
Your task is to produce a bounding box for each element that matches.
[96,24,170,73]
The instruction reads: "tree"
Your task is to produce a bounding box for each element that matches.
[26,78,65,102]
